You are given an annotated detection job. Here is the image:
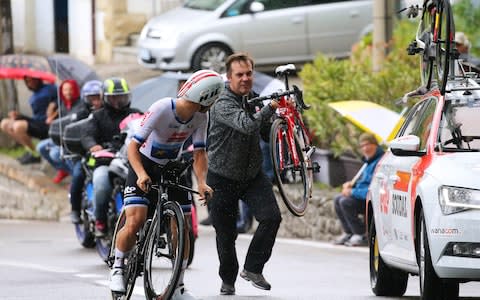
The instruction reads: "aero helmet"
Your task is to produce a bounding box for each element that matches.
[103,77,131,110]
[81,80,103,106]
[177,70,224,106]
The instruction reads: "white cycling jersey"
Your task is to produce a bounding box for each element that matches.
[132,97,208,164]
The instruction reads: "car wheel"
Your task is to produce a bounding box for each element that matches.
[191,43,232,73]
[369,217,408,296]
[418,210,459,300]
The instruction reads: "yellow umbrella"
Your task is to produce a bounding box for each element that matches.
[328,100,403,143]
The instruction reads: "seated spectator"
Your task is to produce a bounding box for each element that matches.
[36,79,82,183]
[0,76,57,164]
[455,32,480,69]
[333,132,384,247]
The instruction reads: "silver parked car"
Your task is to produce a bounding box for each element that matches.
[137,0,373,73]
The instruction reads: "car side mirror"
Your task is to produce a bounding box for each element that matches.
[389,134,426,157]
[250,1,265,13]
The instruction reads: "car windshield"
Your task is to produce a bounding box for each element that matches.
[438,98,480,152]
[184,0,227,11]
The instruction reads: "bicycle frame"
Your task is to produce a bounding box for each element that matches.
[275,96,311,170]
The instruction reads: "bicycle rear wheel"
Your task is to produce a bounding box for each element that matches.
[144,201,185,299]
[270,118,311,217]
[435,0,454,94]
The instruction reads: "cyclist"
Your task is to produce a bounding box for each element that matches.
[109,70,224,299]
[207,52,281,295]
[81,77,141,236]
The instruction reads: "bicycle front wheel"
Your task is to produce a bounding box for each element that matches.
[144,201,185,299]
[435,0,454,94]
[270,118,311,217]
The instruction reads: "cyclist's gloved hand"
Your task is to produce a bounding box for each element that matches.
[137,174,152,194]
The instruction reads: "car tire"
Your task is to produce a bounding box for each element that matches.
[191,43,232,73]
[418,210,459,300]
[369,217,408,296]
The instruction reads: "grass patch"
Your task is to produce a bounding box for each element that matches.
[0,146,28,159]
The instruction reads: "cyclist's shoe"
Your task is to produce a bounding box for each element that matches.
[95,220,107,237]
[333,233,352,245]
[344,234,368,247]
[240,269,271,290]
[70,210,81,224]
[220,282,235,295]
[109,267,126,293]
[172,284,197,300]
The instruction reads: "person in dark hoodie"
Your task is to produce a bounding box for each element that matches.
[207,52,281,296]
[333,132,384,247]
[37,79,83,183]
[81,77,140,236]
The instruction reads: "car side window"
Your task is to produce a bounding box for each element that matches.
[256,0,302,11]
[222,0,250,17]
[400,98,437,151]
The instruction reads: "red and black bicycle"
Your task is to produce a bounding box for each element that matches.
[248,64,319,217]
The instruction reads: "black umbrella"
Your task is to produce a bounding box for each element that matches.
[0,53,100,87]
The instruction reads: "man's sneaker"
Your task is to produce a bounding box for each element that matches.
[345,234,368,247]
[240,269,271,290]
[220,282,235,295]
[333,233,352,245]
[18,152,41,165]
[70,210,81,224]
[109,267,126,293]
[172,284,197,300]
[95,220,107,237]
[53,169,69,184]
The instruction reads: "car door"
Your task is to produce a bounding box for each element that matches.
[226,0,308,65]
[306,0,372,58]
[374,99,430,262]
[388,98,437,265]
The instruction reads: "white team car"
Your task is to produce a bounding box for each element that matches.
[367,78,480,300]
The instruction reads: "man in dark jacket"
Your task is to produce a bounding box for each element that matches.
[81,77,140,236]
[333,132,384,247]
[207,52,281,296]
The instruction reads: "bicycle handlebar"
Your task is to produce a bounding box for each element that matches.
[247,85,310,110]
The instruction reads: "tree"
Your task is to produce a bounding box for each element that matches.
[0,0,17,147]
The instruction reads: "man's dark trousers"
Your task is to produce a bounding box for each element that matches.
[207,170,282,285]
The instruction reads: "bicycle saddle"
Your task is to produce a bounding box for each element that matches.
[275,64,296,76]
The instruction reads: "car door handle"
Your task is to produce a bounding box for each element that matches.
[388,175,399,183]
[375,173,385,180]
[350,10,359,18]
[291,16,304,24]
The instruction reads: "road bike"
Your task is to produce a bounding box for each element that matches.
[247,64,320,217]
[109,159,198,300]
[405,0,456,95]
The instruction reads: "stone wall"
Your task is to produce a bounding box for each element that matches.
[0,154,343,242]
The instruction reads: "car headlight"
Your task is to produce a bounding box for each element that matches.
[438,186,480,215]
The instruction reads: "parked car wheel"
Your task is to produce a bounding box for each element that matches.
[369,217,408,296]
[191,43,232,73]
[418,210,459,300]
